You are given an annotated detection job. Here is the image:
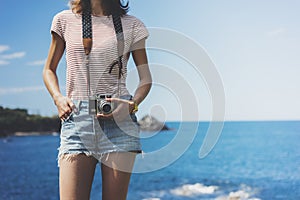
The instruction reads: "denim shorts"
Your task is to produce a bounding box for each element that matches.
[57,95,141,164]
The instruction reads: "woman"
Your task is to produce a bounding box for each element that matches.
[43,0,152,199]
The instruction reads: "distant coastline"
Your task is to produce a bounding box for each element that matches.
[0,106,60,137]
[2,106,298,138]
[13,131,59,137]
[0,106,171,137]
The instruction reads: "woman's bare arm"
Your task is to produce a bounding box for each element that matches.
[131,39,152,106]
[43,32,74,119]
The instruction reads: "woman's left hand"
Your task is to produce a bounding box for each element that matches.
[96,98,135,122]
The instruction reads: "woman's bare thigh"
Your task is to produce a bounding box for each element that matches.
[59,154,98,200]
[101,152,136,200]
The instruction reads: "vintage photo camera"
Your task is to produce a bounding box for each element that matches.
[89,94,115,115]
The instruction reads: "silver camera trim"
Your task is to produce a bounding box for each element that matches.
[88,94,114,115]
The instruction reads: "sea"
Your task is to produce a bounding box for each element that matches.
[0,121,299,200]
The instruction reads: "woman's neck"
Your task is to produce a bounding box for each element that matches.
[91,0,104,16]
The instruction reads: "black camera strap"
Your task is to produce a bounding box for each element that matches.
[110,14,124,97]
[82,0,92,55]
[82,0,93,98]
[82,2,125,97]
[109,15,124,79]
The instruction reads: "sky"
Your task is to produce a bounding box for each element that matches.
[0,0,300,121]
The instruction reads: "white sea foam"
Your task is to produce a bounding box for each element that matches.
[142,189,166,200]
[142,198,161,200]
[145,183,260,199]
[216,185,261,200]
[170,183,218,197]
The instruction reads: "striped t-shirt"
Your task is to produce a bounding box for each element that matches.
[51,10,149,100]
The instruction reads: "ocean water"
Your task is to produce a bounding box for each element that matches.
[0,121,299,200]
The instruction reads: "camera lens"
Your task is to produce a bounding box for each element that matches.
[102,104,112,113]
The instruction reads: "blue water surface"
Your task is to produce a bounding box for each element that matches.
[0,121,299,200]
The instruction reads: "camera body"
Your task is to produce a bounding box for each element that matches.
[89,94,115,115]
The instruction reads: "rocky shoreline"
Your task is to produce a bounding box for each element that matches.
[138,115,170,132]
[1,104,170,137]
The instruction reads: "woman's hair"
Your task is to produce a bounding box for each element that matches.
[70,0,129,16]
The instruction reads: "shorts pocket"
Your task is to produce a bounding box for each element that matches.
[61,113,75,130]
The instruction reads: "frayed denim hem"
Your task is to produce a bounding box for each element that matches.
[57,150,94,167]
[57,149,142,167]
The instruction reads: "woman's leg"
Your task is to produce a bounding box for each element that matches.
[59,153,98,200]
[101,152,136,200]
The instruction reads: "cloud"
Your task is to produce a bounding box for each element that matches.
[0,45,10,53]
[0,86,45,95]
[0,52,26,60]
[0,45,26,66]
[27,59,46,66]
[266,28,287,37]
[0,60,9,65]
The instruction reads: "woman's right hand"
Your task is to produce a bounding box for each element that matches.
[54,94,75,121]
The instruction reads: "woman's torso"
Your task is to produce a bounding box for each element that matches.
[51,10,148,100]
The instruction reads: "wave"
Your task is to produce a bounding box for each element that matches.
[142,182,260,200]
[216,184,261,200]
[216,190,261,200]
[170,183,218,197]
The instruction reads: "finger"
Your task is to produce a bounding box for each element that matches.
[106,98,130,104]
[63,109,72,117]
[60,112,69,119]
[96,113,104,118]
[61,100,73,116]
[67,98,75,110]
[59,114,66,121]
[59,110,67,118]
[96,113,113,119]
[63,114,68,120]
